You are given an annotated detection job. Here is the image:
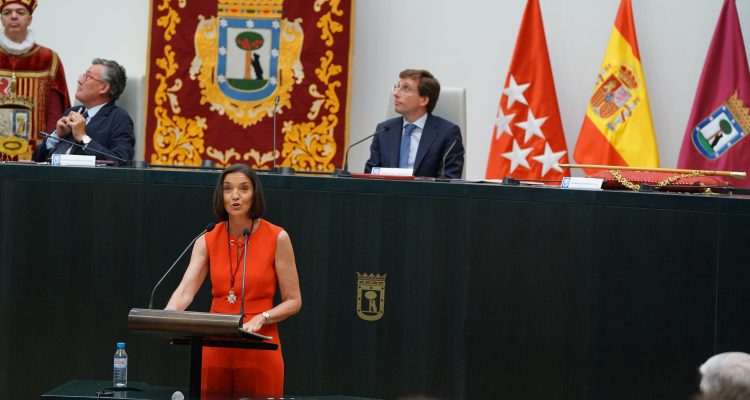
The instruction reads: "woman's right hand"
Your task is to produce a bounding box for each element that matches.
[243,314,266,333]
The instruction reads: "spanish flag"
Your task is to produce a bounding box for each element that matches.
[574,0,659,173]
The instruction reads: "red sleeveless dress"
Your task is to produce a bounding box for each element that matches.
[202,219,284,396]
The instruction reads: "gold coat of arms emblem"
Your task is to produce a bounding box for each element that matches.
[356,273,386,321]
[191,0,304,128]
[589,63,641,131]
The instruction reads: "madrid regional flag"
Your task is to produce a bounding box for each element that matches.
[574,0,659,174]
[677,0,750,188]
[485,0,569,181]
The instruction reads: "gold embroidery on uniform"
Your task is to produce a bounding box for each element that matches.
[0,47,60,160]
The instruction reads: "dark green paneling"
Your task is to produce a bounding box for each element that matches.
[1,164,750,400]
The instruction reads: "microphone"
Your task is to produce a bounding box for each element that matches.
[333,126,390,177]
[239,228,251,318]
[39,131,129,165]
[148,223,217,309]
[272,96,279,171]
[437,138,459,181]
[270,96,294,175]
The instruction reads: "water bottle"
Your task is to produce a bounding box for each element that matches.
[113,342,128,388]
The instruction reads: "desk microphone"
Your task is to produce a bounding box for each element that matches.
[437,137,459,180]
[269,96,295,175]
[333,126,390,177]
[239,228,251,318]
[148,223,217,309]
[39,131,129,165]
[272,95,280,171]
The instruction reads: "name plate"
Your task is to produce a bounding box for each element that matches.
[560,177,604,190]
[51,154,96,167]
[371,167,413,176]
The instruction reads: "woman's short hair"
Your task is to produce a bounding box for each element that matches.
[212,164,265,220]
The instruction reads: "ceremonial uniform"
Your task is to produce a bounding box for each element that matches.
[0,0,70,161]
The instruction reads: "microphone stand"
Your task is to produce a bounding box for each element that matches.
[270,96,295,175]
[39,131,131,166]
[436,138,459,182]
[333,127,389,177]
[239,228,251,320]
[148,224,215,309]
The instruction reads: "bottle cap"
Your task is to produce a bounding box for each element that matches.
[117,342,126,349]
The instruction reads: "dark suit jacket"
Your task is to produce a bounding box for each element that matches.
[32,102,135,164]
[364,114,464,178]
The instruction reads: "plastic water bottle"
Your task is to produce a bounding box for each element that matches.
[113,342,128,387]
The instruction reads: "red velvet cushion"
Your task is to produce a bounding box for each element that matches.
[590,170,729,193]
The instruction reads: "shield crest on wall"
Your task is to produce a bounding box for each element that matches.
[356,273,387,322]
[217,17,281,102]
[190,0,305,130]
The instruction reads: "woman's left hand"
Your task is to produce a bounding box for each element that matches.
[242,314,265,333]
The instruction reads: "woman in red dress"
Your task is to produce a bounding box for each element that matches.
[166,164,302,397]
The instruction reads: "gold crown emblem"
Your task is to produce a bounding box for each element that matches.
[218,0,283,19]
[356,272,387,287]
[725,91,750,133]
[617,65,638,89]
[0,93,34,109]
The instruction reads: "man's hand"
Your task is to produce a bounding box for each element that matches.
[67,112,87,142]
[55,115,72,138]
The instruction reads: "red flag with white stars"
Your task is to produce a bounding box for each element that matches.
[485,0,569,181]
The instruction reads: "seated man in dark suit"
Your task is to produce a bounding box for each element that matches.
[33,58,134,164]
[365,69,464,178]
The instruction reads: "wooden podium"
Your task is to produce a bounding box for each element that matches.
[128,308,278,399]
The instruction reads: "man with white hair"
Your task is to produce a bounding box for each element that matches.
[699,352,750,400]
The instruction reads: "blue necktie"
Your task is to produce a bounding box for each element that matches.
[399,124,417,168]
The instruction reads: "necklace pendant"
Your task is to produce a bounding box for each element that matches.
[227,289,237,304]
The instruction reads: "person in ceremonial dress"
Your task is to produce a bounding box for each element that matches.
[0,0,69,161]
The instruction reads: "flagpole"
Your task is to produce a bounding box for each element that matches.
[560,164,747,179]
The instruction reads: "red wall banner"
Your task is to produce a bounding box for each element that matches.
[145,0,354,170]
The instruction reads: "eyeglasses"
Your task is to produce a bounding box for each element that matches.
[79,72,106,84]
[393,83,416,94]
